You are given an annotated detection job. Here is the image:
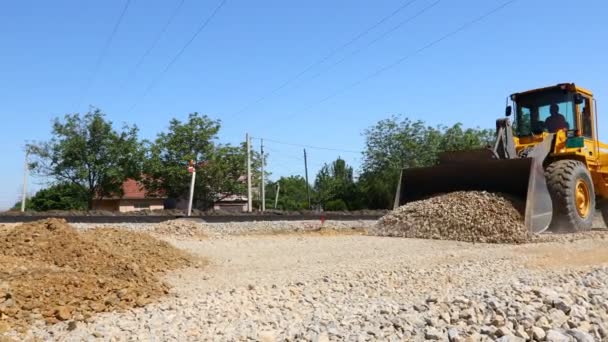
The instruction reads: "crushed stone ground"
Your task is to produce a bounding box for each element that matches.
[370,191,530,243]
[0,219,200,333]
[151,219,208,240]
[8,231,608,341]
[1,220,608,340]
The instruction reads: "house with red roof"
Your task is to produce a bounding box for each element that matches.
[91,178,166,212]
[91,174,252,213]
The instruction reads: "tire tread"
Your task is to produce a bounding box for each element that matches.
[545,160,594,232]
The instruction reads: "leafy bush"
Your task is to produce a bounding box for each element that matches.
[324,199,348,211]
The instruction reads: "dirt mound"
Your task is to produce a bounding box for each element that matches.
[0,219,199,332]
[82,228,198,271]
[369,191,529,244]
[152,219,208,240]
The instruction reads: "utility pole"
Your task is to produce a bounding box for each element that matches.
[274,182,280,209]
[21,150,29,212]
[246,133,252,212]
[304,148,311,210]
[260,138,265,212]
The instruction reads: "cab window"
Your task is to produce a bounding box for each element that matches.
[580,96,592,138]
[514,89,576,136]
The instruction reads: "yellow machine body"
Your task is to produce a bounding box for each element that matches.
[396,83,608,233]
[514,84,608,199]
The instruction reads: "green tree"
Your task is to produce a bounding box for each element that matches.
[202,143,263,207]
[28,109,144,209]
[144,113,263,210]
[143,113,219,202]
[265,176,311,211]
[11,201,32,211]
[314,158,361,210]
[27,183,88,211]
[438,123,494,152]
[359,116,494,209]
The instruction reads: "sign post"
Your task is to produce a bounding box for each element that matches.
[21,150,28,212]
[187,161,196,217]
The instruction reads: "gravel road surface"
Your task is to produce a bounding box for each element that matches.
[7,220,607,342]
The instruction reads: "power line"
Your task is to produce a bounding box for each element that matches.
[241,0,441,107]
[76,0,132,111]
[265,152,329,179]
[264,146,304,161]
[303,0,442,84]
[283,0,517,121]
[127,0,228,113]
[262,143,343,173]
[268,162,301,174]
[226,0,420,119]
[265,146,351,170]
[252,137,362,154]
[120,0,186,87]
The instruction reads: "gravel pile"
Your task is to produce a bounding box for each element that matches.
[370,191,530,244]
[0,219,199,332]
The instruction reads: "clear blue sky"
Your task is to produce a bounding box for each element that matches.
[1,0,607,209]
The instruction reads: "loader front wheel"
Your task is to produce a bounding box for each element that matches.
[545,160,595,232]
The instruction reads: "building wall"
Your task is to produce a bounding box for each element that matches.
[95,198,250,212]
[92,200,119,211]
[118,199,165,212]
[213,203,247,212]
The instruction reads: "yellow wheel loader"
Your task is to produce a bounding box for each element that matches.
[395,83,608,233]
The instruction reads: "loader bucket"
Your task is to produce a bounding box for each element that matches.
[394,151,553,233]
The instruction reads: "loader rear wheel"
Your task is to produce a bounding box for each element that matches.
[545,160,595,232]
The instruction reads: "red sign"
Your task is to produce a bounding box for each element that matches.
[188,166,195,173]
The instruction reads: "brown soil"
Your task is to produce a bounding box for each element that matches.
[0,219,201,332]
[0,225,16,234]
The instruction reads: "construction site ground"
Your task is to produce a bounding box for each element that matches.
[1,219,607,341]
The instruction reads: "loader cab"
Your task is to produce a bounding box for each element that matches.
[510,85,580,138]
[508,83,600,165]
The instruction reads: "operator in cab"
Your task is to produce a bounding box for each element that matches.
[545,104,569,132]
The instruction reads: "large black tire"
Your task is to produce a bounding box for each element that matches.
[545,160,595,232]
